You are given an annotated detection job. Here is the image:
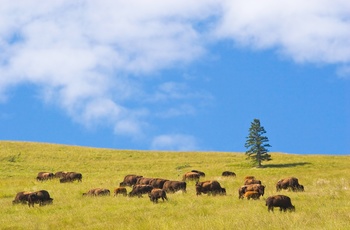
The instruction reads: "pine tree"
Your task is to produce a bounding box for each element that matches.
[245,119,272,167]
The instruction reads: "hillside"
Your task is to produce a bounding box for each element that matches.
[0,141,349,229]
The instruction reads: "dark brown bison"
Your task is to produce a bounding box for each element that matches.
[36,172,55,181]
[266,195,295,212]
[148,188,168,203]
[191,170,205,177]
[196,180,226,196]
[243,191,260,200]
[12,191,33,205]
[83,188,110,196]
[54,171,68,179]
[182,172,200,182]
[162,180,187,193]
[244,179,262,185]
[149,178,169,189]
[119,174,143,187]
[28,190,53,207]
[129,185,153,197]
[276,177,304,192]
[222,171,236,177]
[59,172,82,183]
[114,187,127,196]
[136,177,154,185]
[238,184,265,199]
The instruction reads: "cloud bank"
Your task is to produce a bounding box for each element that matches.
[1,0,349,150]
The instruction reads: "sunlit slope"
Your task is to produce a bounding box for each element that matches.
[1,141,349,230]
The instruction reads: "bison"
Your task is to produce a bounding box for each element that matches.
[36,172,55,181]
[266,195,295,212]
[60,172,82,183]
[114,187,127,196]
[28,190,53,207]
[191,170,205,177]
[148,188,168,203]
[244,176,255,180]
[129,185,153,197]
[196,180,226,196]
[83,188,110,196]
[54,171,68,179]
[244,179,262,185]
[12,191,33,205]
[162,180,187,193]
[149,178,169,189]
[136,177,154,185]
[119,174,143,187]
[182,172,200,182]
[276,177,304,192]
[222,171,236,177]
[243,191,260,200]
[238,184,265,199]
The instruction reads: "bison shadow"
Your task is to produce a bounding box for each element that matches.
[263,162,311,168]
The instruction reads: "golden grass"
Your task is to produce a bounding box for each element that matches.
[0,141,349,229]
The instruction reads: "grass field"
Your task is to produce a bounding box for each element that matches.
[1,141,349,230]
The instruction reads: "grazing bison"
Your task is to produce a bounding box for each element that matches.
[136,177,154,185]
[54,171,67,179]
[244,179,262,185]
[150,178,169,189]
[276,177,304,192]
[60,172,82,183]
[243,191,260,200]
[163,180,187,193]
[114,187,127,196]
[266,195,295,212]
[36,172,55,181]
[28,190,53,207]
[222,171,236,177]
[12,191,33,205]
[238,184,265,199]
[191,170,205,177]
[83,188,110,196]
[196,180,226,196]
[129,185,153,197]
[182,172,200,182]
[119,174,143,187]
[148,188,168,203]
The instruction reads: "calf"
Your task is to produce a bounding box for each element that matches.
[243,191,260,200]
[182,172,200,182]
[114,187,127,196]
[148,188,168,203]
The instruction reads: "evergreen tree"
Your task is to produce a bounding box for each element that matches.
[245,119,272,167]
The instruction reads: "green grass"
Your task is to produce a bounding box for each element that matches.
[1,141,349,229]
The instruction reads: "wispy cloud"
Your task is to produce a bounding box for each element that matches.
[151,134,198,151]
[0,0,349,149]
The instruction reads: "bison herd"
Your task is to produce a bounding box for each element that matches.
[13,170,303,211]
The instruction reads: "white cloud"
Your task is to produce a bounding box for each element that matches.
[151,134,198,151]
[216,0,350,64]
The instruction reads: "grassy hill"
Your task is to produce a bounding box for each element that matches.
[1,141,349,229]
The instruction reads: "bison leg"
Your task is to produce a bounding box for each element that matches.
[268,206,274,212]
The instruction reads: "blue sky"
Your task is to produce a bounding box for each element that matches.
[0,1,349,154]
